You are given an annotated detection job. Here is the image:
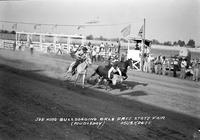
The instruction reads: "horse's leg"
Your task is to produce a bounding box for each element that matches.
[74,73,79,86]
[123,73,128,80]
[64,62,74,79]
[64,66,70,78]
[82,73,85,88]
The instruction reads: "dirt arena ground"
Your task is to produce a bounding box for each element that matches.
[0,49,200,140]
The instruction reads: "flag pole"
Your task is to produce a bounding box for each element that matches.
[140,18,145,71]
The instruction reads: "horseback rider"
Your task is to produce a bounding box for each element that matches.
[71,46,89,75]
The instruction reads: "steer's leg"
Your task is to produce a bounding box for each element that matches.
[123,73,128,80]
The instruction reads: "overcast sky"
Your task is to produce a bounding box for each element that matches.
[0,0,199,45]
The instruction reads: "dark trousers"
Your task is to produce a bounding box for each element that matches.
[92,56,96,63]
[56,49,63,55]
[30,48,33,55]
[173,65,179,77]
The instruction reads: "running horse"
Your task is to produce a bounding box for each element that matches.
[65,57,92,88]
[90,58,133,88]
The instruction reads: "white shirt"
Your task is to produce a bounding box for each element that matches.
[100,43,104,48]
[30,44,34,49]
[174,59,179,65]
[92,49,96,56]
[95,45,100,53]
[108,66,122,79]
[56,44,61,49]
[108,51,112,57]
[181,60,187,68]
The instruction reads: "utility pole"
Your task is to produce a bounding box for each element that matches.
[140,18,145,71]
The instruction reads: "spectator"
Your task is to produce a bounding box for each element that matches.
[143,54,148,72]
[30,42,34,55]
[135,43,140,50]
[56,43,63,55]
[47,44,53,53]
[149,56,155,73]
[91,47,97,63]
[88,41,91,47]
[173,57,179,77]
[168,56,173,76]
[13,41,16,51]
[162,56,168,75]
[121,53,125,62]
[105,42,109,53]
[18,41,22,51]
[99,48,105,61]
[192,58,199,82]
[154,56,162,75]
[108,48,112,60]
[95,44,100,61]
[180,58,187,79]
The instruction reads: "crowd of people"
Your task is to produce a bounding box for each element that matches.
[12,40,200,82]
[142,54,200,82]
[70,42,120,63]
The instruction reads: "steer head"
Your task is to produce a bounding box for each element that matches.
[111,74,123,85]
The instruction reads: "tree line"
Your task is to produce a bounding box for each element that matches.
[87,34,196,48]
[0,30,16,34]
[86,34,128,43]
[152,39,196,48]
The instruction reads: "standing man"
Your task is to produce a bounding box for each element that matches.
[162,56,168,76]
[96,43,101,61]
[117,40,121,60]
[192,58,199,82]
[173,57,179,77]
[143,54,148,72]
[56,43,63,55]
[107,48,112,60]
[29,41,34,55]
[13,41,16,51]
[180,58,187,79]
[154,56,162,75]
[91,47,96,63]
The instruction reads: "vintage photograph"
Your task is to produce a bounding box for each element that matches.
[0,0,200,139]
